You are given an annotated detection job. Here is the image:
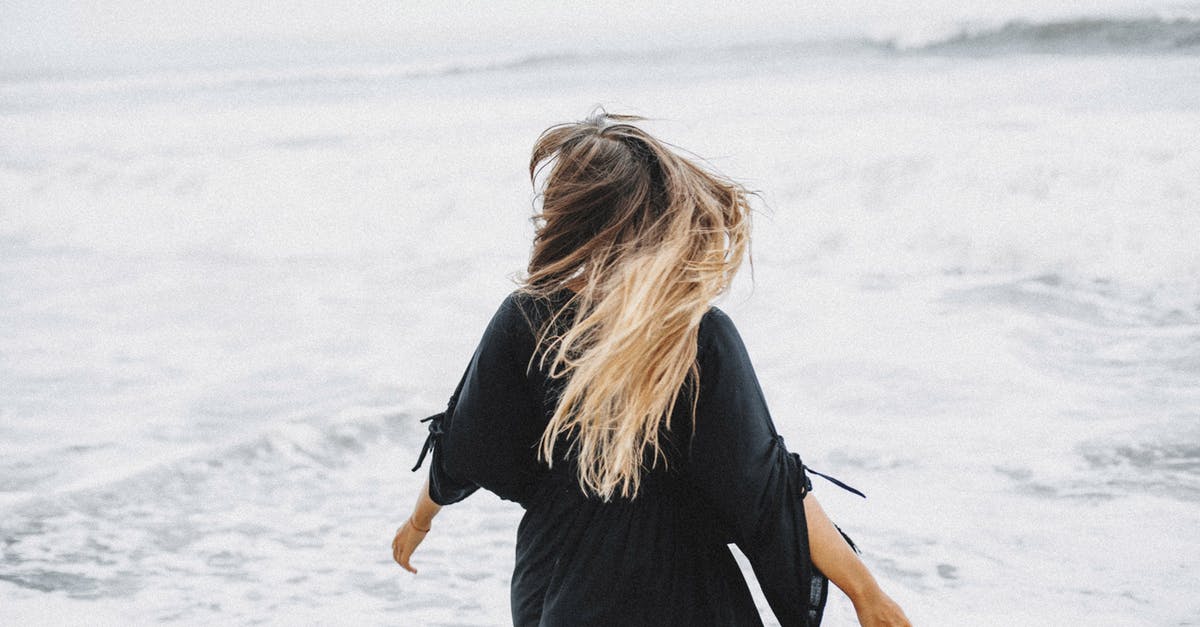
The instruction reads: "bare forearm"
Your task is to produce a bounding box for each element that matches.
[804,493,879,602]
[393,477,441,574]
[411,476,442,529]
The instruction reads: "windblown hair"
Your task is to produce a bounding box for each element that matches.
[517,108,754,501]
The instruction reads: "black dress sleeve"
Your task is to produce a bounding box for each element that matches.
[416,292,541,507]
[686,307,830,627]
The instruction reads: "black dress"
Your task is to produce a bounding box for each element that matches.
[412,289,852,626]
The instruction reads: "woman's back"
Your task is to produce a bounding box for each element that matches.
[420,289,830,626]
[394,110,910,627]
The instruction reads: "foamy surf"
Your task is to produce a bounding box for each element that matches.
[2,3,1198,623]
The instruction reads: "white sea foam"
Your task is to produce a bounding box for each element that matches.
[2,13,1199,625]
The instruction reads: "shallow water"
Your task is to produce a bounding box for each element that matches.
[3,16,1199,625]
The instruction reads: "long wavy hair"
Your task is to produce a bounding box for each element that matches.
[517,108,754,501]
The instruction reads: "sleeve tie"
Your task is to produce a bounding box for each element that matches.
[411,363,472,473]
[410,412,444,472]
[802,464,866,499]
[775,434,867,499]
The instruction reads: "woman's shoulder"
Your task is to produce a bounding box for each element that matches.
[697,304,748,362]
[489,288,565,343]
[700,304,731,326]
[499,288,559,323]
[492,290,737,354]
[698,304,734,338]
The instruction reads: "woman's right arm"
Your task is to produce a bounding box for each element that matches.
[804,493,911,626]
[687,308,910,626]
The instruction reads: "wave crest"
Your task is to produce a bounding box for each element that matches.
[875,16,1200,54]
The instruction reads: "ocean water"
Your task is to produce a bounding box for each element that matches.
[2,7,1200,626]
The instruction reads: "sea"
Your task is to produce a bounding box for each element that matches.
[2,2,1199,625]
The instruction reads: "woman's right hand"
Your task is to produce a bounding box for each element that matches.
[851,586,912,627]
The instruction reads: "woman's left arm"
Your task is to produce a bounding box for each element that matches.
[392,476,441,574]
[392,292,541,573]
[428,293,541,506]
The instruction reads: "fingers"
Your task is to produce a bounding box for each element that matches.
[391,528,419,574]
[399,549,417,574]
[397,536,417,574]
[391,518,432,574]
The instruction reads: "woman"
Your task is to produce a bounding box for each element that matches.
[392,110,911,627]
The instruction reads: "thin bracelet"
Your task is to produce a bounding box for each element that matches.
[408,517,431,533]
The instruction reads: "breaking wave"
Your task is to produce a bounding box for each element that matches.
[874,15,1200,54]
[6,13,1199,111]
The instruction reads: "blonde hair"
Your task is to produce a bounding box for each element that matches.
[518,108,754,501]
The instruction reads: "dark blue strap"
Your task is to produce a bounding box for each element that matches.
[410,412,444,472]
[778,434,866,499]
[412,362,472,473]
[803,464,866,498]
[834,523,861,554]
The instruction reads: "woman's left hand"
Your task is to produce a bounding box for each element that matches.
[391,518,430,574]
